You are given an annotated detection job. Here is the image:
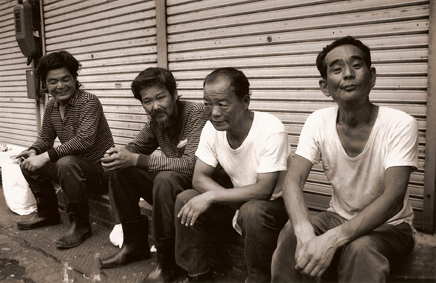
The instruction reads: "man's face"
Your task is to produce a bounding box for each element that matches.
[320,44,376,106]
[140,85,177,127]
[203,76,248,132]
[46,67,77,106]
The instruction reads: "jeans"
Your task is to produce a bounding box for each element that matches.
[175,189,288,283]
[22,155,108,205]
[109,168,192,246]
[271,212,415,283]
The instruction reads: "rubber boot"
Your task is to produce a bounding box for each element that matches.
[142,240,184,283]
[101,215,151,268]
[16,192,61,230]
[55,203,91,249]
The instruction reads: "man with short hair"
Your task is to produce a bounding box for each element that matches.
[100,67,209,283]
[15,51,114,249]
[271,36,418,283]
[175,67,290,283]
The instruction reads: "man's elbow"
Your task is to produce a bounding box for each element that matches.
[387,194,405,217]
[192,178,201,192]
[192,174,208,193]
[254,188,274,201]
[391,197,405,216]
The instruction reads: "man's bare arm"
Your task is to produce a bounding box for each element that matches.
[295,166,412,278]
[179,158,281,226]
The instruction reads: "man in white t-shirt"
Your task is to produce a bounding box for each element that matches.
[271,36,418,283]
[174,68,290,283]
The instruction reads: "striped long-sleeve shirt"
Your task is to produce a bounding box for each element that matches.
[29,89,114,163]
[126,100,207,176]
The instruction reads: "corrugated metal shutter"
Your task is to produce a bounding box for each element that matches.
[166,0,429,229]
[43,0,158,147]
[0,0,38,147]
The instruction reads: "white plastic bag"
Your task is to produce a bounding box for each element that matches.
[109,223,124,248]
[2,164,37,215]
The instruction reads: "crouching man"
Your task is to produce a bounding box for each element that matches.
[15,51,114,249]
[100,68,209,283]
[175,68,290,283]
[271,36,418,283]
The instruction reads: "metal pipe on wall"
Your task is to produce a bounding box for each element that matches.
[423,0,436,234]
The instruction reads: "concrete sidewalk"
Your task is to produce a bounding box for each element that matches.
[0,226,89,282]
[0,184,240,283]
[0,184,156,283]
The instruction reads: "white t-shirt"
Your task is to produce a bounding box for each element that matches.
[196,111,289,198]
[296,106,418,226]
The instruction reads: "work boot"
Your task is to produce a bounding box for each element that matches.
[101,215,151,268]
[55,203,91,249]
[16,193,61,230]
[142,241,184,283]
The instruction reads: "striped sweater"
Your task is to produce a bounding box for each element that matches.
[126,100,207,176]
[29,89,114,163]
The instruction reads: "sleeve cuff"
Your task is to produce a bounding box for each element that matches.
[28,146,40,155]
[47,148,60,162]
[136,154,150,171]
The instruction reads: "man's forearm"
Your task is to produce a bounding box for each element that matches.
[331,166,411,247]
[284,180,315,242]
[147,155,196,176]
[330,192,404,248]
[192,173,224,193]
[207,185,272,204]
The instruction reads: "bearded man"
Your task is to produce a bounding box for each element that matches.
[100,68,209,283]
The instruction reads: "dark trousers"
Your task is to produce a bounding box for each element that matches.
[271,212,415,283]
[108,168,192,245]
[175,189,288,283]
[22,155,108,205]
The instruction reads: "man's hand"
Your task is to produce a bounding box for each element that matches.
[101,147,138,172]
[177,192,213,226]
[12,150,37,165]
[295,230,338,279]
[21,152,49,172]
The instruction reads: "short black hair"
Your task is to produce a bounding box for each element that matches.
[203,67,250,100]
[36,51,81,88]
[316,36,372,79]
[131,67,178,101]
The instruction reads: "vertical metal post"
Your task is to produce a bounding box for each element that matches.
[423,0,436,234]
[155,0,168,69]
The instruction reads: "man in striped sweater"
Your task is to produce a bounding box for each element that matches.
[15,51,114,249]
[100,68,212,283]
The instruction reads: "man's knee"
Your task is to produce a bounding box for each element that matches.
[271,221,298,282]
[21,167,33,179]
[175,189,199,212]
[344,236,378,257]
[238,200,273,231]
[154,171,179,185]
[153,171,190,197]
[56,156,81,176]
[341,236,389,270]
[339,236,390,282]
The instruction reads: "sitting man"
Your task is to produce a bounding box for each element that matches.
[175,67,290,283]
[100,67,208,282]
[271,36,418,283]
[15,51,114,249]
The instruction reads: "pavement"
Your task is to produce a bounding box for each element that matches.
[0,185,156,283]
[0,226,87,283]
[0,183,242,283]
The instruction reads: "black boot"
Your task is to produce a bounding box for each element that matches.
[16,193,61,230]
[55,203,91,249]
[142,241,184,283]
[101,215,151,268]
